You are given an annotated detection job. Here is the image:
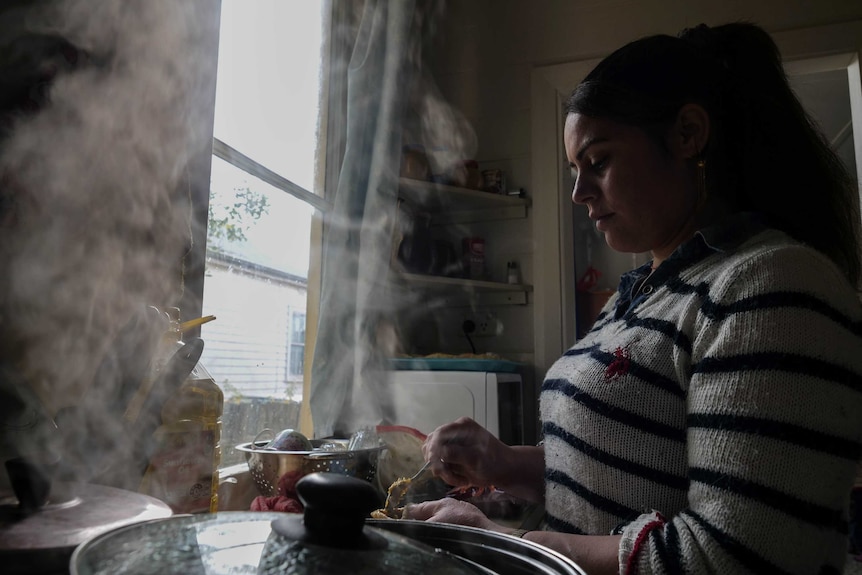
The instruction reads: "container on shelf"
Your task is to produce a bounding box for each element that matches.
[400,145,431,181]
[481,169,505,194]
[507,261,521,285]
[461,160,482,190]
[462,237,485,280]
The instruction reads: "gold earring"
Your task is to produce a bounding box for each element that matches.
[696,156,707,204]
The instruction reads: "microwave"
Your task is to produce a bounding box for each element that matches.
[386,370,526,445]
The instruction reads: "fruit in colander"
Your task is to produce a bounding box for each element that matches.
[265,429,313,451]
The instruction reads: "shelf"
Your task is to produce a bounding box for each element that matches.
[397,177,531,224]
[400,272,532,306]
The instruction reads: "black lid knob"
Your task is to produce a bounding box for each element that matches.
[271,472,385,550]
[5,456,55,513]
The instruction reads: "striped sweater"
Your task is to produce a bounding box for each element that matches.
[540,218,862,575]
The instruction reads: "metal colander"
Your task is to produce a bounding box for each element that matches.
[236,439,385,497]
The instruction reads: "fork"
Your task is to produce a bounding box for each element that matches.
[409,459,433,483]
[383,459,433,514]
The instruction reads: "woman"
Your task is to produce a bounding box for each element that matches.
[406,22,862,575]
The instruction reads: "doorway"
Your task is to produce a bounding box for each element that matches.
[786,53,860,189]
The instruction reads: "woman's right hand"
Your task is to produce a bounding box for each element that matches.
[422,416,510,487]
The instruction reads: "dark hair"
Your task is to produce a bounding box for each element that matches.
[565,22,861,287]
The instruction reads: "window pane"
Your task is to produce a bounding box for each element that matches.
[213,0,323,192]
[291,310,306,341]
[289,344,305,378]
[207,155,313,275]
[205,0,324,469]
[203,156,315,466]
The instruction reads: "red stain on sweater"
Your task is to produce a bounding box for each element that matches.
[605,346,631,382]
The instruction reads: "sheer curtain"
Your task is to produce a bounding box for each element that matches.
[310,0,432,437]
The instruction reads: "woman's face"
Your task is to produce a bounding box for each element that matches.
[565,112,698,261]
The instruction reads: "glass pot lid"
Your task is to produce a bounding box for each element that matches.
[71,473,487,575]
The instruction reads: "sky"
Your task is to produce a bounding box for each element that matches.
[209,0,323,277]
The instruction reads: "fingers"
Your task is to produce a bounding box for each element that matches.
[403,499,462,522]
[403,498,493,530]
[423,417,480,465]
[429,455,446,478]
[437,459,472,486]
[421,417,499,487]
[403,501,434,521]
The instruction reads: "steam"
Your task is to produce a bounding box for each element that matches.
[0,0,216,474]
[416,72,478,181]
[0,0,482,473]
[311,1,482,437]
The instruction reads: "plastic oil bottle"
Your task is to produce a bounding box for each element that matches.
[123,306,185,426]
[139,308,223,514]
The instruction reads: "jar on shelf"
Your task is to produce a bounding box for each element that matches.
[462,237,485,280]
[507,261,521,284]
[400,145,430,181]
[481,169,505,194]
[460,160,482,190]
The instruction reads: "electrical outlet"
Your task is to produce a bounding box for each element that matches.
[471,312,502,337]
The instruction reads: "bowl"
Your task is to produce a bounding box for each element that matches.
[236,439,385,497]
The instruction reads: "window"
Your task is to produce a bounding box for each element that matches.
[287,309,306,379]
[200,0,326,466]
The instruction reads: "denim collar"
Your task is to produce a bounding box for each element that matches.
[613,212,767,318]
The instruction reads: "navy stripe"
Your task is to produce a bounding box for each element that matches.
[693,352,862,394]
[546,468,639,520]
[666,275,710,299]
[542,378,686,442]
[689,413,862,460]
[625,315,693,357]
[682,509,795,575]
[663,520,685,575]
[689,467,848,532]
[700,290,862,336]
[623,358,686,399]
[543,421,688,490]
[563,343,600,358]
[563,344,685,399]
[593,347,686,399]
[594,308,611,325]
[649,527,675,575]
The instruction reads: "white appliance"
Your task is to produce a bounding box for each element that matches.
[387,370,525,444]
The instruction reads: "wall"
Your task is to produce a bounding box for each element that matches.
[426,0,862,377]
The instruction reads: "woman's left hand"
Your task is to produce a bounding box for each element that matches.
[404,498,507,533]
[407,497,622,575]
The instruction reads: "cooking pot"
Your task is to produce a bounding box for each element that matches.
[0,475,171,575]
[71,473,585,575]
[0,307,181,575]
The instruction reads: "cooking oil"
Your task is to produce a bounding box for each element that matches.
[139,310,223,514]
[123,307,184,425]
